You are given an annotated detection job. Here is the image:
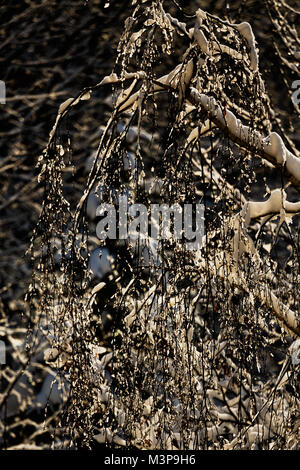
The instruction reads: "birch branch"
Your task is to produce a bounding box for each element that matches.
[189,87,300,192]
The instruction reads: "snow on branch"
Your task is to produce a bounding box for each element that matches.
[200,223,300,338]
[189,87,300,191]
[245,189,300,220]
[192,8,258,72]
